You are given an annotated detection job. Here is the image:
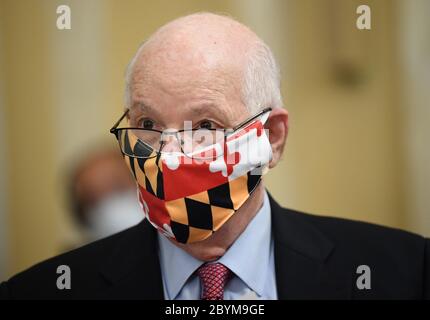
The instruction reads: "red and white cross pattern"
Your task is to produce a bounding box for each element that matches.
[197,262,232,300]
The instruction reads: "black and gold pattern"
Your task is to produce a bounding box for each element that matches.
[167,171,262,243]
[123,130,165,199]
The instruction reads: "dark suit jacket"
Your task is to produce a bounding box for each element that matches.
[1,194,429,299]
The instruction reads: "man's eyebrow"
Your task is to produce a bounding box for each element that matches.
[188,103,230,122]
[131,102,159,116]
[188,103,216,115]
[131,101,232,125]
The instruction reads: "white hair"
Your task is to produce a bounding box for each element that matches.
[242,40,283,113]
[124,41,146,110]
[124,17,283,114]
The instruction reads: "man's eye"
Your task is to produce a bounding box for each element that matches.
[138,119,155,129]
[198,120,214,130]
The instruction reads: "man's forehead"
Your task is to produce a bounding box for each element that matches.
[125,13,256,124]
[129,101,235,124]
[128,64,244,124]
[131,14,253,86]
[132,45,242,94]
[141,13,254,60]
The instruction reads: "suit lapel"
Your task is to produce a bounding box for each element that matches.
[99,220,164,299]
[269,193,352,299]
[96,193,352,299]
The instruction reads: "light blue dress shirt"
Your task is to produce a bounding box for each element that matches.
[158,191,278,300]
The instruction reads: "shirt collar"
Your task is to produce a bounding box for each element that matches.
[218,191,272,296]
[158,191,272,299]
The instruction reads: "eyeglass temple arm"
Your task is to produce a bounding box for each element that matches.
[232,107,272,131]
[110,109,130,134]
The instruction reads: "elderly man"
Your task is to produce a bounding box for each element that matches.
[1,13,429,300]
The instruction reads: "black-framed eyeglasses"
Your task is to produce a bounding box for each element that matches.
[110,107,272,159]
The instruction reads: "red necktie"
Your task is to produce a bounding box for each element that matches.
[197,263,232,300]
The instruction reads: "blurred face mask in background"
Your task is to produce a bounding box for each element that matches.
[85,190,143,241]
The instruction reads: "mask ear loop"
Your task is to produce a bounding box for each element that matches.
[261,164,270,176]
[260,109,271,125]
[256,110,272,176]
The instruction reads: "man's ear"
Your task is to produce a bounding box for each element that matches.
[265,107,289,168]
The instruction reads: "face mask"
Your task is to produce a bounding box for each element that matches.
[124,112,272,244]
[86,190,144,241]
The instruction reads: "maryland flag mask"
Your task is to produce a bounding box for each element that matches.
[123,112,272,243]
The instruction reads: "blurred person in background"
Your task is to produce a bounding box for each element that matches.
[67,145,143,244]
[0,12,429,300]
